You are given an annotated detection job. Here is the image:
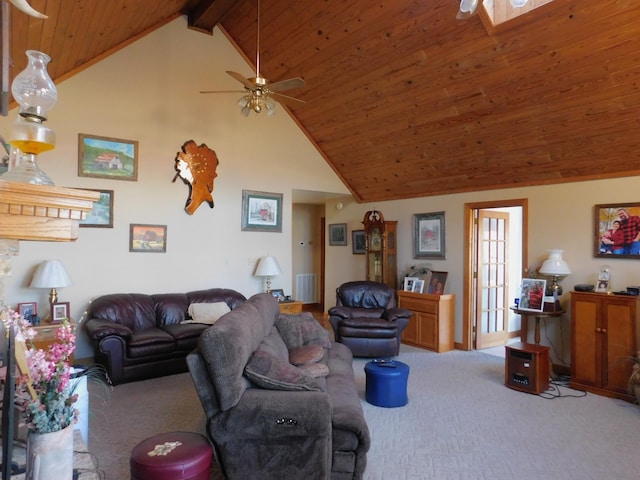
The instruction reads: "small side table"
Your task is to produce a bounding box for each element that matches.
[31,322,75,364]
[510,308,565,345]
[279,301,303,314]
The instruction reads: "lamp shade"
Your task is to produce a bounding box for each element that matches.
[254,256,282,277]
[30,260,72,289]
[539,250,571,276]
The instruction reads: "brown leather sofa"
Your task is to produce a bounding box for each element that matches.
[328,281,412,358]
[84,288,246,384]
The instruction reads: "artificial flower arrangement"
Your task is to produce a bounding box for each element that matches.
[1,308,78,433]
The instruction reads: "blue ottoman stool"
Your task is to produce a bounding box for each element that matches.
[364,360,410,407]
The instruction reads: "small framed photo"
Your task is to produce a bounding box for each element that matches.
[79,189,114,228]
[426,271,448,294]
[518,278,546,312]
[17,302,37,319]
[129,224,167,253]
[78,133,138,181]
[596,279,609,293]
[329,223,347,246]
[241,190,283,232]
[414,211,446,259]
[404,277,418,292]
[270,289,285,301]
[413,279,425,294]
[51,302,70,323]
[352,230,366,254]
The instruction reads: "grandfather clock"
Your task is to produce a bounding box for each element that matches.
[362,210,398,289]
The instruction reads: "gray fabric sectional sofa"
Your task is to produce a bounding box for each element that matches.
[187,293,371,480]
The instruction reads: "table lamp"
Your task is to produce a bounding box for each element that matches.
[30,259,72,307]
[254,256,281,293]
[539,249,571,298]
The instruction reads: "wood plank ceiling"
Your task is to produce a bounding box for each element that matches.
[4,0,640,203]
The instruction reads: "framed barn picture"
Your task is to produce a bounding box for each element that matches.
[78,133,138,181]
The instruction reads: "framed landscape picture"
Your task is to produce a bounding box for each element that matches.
[352,230,366,254]
[79,189,114,228]
[78,133,138,181]
[414,211,446,259]
[241,190,283,232]
[329,223,347,246]
[129,224,167,253]
[594,203,640,258]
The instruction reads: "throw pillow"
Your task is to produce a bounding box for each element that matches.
[182,302,230,325]
[244,350,321,392]
[276,313,332,350]
[298,362,330,379]
[289,345,325,366]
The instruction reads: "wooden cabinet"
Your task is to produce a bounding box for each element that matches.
[362,210,398,290]
[398,291,455,352]
[570,291,640,401]
[279,301,303,314]
[31,323,75,364]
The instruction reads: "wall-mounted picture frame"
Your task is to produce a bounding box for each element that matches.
[413,279,425,294]
[17,302,37,319]
[426,271,448,294]
[404,277,418,292]
[329,223,347,246]
[241,190,283,232]
[518,278,546,312]
[595,203,640,258]
[79,189,114,228]
[352,230,366,254]
[78,133,138,181]
[129,224,167,253]
[414,211,446,259]
[51,301,70,323]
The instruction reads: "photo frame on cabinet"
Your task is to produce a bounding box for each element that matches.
[51,302,70,323]
[270,289,285,301]
[594,203,640,258]
[329,223,347,246]
[426,271,448,294]
[404,277,418,292]
[413,279,425,294]
[78,133,138,181]
[518,278,546,312]
[17,302,37,319]
[241,190,283,232]
[79,189,114,228]
[414,211,446,259]
[352,230,366,254]
[129,224,167,253]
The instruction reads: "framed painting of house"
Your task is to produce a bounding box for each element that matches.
[78,133,139,181]
[241,190,283,232]
[129,224,167,253]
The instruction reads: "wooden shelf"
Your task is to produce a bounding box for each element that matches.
[0,180,100,242]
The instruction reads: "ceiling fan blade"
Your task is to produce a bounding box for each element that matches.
[200,90,247,94]
[226,71,256,89]
[271,92,305,106]
[268,77,305,93]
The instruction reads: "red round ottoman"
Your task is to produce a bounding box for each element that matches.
[130,431,212,480]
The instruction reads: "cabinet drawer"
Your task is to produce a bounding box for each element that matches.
[401,298,437,314]
[279,302,303,314]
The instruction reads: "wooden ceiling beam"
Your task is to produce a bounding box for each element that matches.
[188,0,241,35]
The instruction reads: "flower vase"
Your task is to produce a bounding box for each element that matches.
[25,423,74,480]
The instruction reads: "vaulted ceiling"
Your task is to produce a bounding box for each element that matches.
[4,0,640,202]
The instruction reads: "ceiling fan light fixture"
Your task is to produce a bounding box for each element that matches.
[457,0,479,20]
[510,0,528,7]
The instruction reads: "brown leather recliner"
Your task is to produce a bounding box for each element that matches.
[328,281,412,358]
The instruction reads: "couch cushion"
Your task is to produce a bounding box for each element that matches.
[244,350,321,391]
[276,313,332,349]
[289,345,325,366]
[127,328,175,358]
[298,362,330,378]
[88,293,157,331]
[152,293,190,326]
[184,302,230,325]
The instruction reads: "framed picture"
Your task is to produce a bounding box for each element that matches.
[596,279,609,293]
[413,279,425,294]
[352,230,366,254]
[518,278,546,312]
[414,212,446,259]
[78,133,138,181]
[241,190,283,232]
[129,224,167,253]
[426,271,448,294]
[404,277,418,292]
[594,203,640,258]
[51,302,70,323]
[270,289,285,301]
[17,302,37,318]
[79,189,114,228]
[329,223,347,246]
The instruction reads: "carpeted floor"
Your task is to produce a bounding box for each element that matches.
[88,344,640,479]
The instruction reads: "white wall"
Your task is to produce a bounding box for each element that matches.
[0,18,349,358]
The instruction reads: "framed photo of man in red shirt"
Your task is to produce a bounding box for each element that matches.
[595,203,640,258]
[518,278,546,312]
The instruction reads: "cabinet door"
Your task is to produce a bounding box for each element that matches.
[571,297,599,386]
[603,302,635,394]
[418,313,437,350]
[402,310,419,344]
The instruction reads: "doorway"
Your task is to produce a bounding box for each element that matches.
[462,199,528,351]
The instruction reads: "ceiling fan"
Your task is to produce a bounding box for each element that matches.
[456,0,481,20]
[200,0,305,117]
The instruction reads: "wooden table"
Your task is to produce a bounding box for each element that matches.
[510,307,565,345]
[279,301,303,314]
